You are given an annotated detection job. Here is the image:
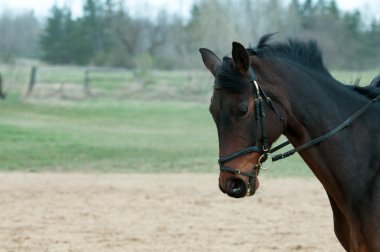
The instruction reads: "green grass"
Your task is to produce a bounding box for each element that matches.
[0,95,312,176]
[0,98,216,172]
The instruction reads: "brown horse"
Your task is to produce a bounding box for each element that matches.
[200,34,380,251]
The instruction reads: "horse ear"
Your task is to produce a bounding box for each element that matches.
[232,42,249,76]
[199,48,221,77]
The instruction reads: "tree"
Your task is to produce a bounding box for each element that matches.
[40,5,75,64]
[285,0,302,36]
[0,10,40,62]
[80,0,107,64]
[35,0,380,70]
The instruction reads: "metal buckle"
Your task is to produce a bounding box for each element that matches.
[259,153,275,170]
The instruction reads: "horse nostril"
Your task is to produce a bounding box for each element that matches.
[226,178,247,198]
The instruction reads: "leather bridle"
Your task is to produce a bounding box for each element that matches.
[217,67,380,197]
[218,67,284,196]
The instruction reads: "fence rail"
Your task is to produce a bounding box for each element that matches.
[26,66,135,98]
[19,65,212,102]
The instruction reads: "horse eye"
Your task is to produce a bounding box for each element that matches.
[238,104,248,117]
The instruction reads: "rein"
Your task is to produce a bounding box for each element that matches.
[270,92,380,161]
[218,66,380,195]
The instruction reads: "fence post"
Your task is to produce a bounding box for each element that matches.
[26,66,37,97]
[83,68,91,97]
[0,72,5,99]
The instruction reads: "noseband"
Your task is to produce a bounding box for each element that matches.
[218,67,284,196]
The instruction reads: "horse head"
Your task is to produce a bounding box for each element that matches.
[200,42,286,198]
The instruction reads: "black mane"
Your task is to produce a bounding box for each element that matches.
[249,34,332,77]
[249,34,380,100]
[353,74,380,99]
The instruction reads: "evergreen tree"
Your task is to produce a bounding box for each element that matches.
[40,5,74,64]
[81,0,106,63]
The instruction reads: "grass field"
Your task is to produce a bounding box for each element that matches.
[0,66,378,176]
[0,96,216,172]
[0,94,311,176]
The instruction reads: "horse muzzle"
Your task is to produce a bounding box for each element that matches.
[218,148,265,198]
[219,170,259,198]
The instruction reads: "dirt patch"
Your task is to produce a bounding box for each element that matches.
[0,173,343,252]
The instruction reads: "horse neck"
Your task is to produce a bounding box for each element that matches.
[261,62,375,207]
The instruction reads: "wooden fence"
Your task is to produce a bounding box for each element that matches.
[26,66,134,98]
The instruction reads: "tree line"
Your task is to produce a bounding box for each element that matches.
[1,0,380,70]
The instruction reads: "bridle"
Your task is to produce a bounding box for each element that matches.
[217,66,380,197]
[218,67,284,196]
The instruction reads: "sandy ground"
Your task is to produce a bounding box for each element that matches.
[0,173,344,252]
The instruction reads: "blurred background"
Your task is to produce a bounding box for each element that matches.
[0,0,379,174]
[1,0,380,69]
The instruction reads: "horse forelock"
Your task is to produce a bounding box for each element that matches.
[214,57,251,93]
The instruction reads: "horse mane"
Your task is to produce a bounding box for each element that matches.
[248,34,332,77]
[353,74,380,99]
[249,34,380,100]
